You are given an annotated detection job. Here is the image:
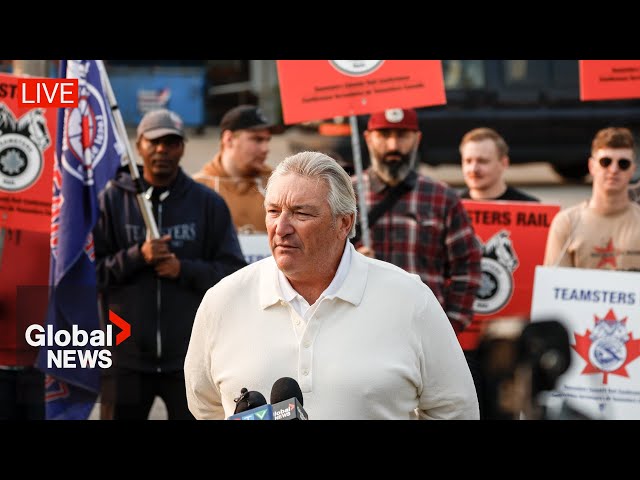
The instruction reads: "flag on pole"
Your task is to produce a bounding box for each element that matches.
[37,60,126,420]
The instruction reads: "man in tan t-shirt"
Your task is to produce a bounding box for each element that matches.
[544,127,640,270]
[194,105,274,233]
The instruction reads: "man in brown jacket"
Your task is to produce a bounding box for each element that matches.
[194,105,274,233]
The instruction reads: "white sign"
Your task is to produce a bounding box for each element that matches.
[238,233,271,264]
[531,266,640,419]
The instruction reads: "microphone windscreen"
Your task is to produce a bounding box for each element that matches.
[234,389,267,414]
[270,377,303,406]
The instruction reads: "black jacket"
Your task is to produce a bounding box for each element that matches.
[94,167,247,372]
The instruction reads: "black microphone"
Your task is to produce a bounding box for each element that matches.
[233,388,268,414]
[270,377,308,420]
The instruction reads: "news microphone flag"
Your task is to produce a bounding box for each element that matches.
[272,398,308,420]
[36,60,126,420]
[227,404,274,420]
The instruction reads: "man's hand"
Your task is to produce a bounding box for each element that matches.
[155,254,181,279]
[141,234,173,265]
[357,245,375,258]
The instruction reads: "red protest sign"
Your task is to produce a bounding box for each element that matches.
[276,60,446,125]
[579,60,640,101]
[0,72,57,233]
[457,200,561,350]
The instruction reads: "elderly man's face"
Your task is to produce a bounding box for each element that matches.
[264,173,351,283]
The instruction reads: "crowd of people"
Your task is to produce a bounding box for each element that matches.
[1,103,639,420]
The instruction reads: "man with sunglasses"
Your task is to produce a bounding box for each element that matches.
[94,109,247,419]
[544,127,640,270]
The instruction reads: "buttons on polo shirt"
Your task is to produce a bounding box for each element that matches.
[302,369,309,376]
[303,341,311,348]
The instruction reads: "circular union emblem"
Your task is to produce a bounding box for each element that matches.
[0,133,43,192]
[63,81,109,183]
[385,109,405,123]
[589,337,627,372]
[330,60,385,77]
[474,257,513,315]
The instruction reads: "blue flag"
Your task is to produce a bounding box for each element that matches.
[37,60,125,420]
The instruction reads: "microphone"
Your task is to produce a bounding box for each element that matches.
[227,388,273,420]
[270,377,308,420]
[234,388,267,413]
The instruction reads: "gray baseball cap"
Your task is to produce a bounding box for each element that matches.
[137,109,186,141]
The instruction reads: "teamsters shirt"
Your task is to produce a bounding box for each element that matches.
[184,242,479,420]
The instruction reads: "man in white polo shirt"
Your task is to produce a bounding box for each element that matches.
[184,151,479,420]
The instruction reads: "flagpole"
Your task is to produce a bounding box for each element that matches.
[349,114,370,249]
[95,60,160,240]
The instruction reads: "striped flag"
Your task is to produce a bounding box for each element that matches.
[37,60,125,419]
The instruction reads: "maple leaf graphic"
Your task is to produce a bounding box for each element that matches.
[572,309,640,384]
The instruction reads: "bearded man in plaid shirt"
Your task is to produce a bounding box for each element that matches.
[351,108,483,406]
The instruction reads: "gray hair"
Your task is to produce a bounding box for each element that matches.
[266,151,357,238]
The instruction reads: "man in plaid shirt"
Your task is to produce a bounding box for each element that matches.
[352,107,482,406]
[352,108,482,334]
[352,109,483,408]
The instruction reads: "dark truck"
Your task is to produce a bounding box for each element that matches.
[287,60,640,181]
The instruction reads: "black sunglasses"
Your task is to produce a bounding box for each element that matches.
[598,157,633,171]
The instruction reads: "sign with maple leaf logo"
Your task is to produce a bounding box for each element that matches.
[531,266,640,419]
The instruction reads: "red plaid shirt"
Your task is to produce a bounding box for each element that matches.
[352,169,482,333]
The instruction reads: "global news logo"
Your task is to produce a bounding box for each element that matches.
[24,310,130,369]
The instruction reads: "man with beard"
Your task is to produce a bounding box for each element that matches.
[351,108,483,408]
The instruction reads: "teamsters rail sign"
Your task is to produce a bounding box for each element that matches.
[458,200,560,351]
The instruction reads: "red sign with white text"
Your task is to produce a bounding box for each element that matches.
[0,72,57,232]
[457,200,561,350]
[579,60,640,101]
[18,78,78,108]
[276,60,446,125]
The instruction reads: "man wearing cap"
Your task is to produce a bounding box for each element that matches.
[94,108,247,420]
[352,107,483,405]
[194,104,274,233]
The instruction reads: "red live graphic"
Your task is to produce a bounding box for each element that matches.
[17,78,79,108]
